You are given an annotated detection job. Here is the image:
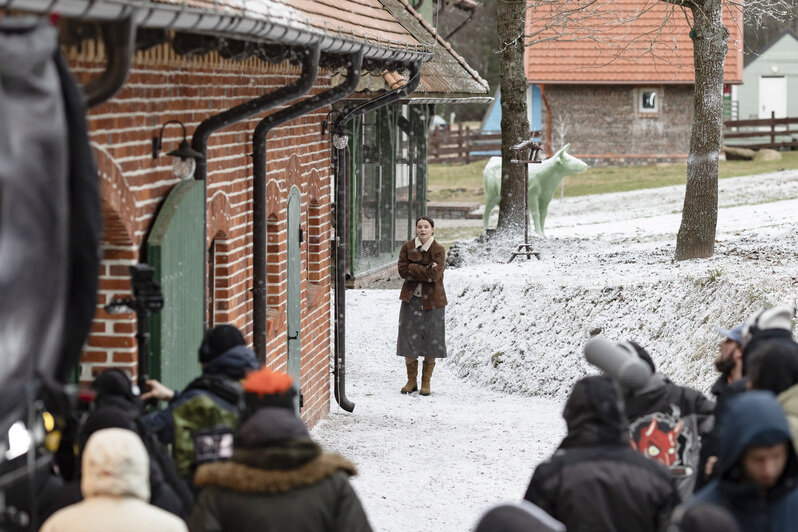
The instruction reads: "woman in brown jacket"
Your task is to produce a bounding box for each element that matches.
[396,216,447,396]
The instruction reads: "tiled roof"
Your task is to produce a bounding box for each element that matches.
[524,0,743,84]
[381,0,491,100]
[150,0,428,56]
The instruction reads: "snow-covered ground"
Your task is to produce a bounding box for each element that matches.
[312,169,798,531]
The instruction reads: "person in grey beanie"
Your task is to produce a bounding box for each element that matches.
[668,502,741,532]
[474,501,565,532]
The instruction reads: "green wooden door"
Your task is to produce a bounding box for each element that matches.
[146,180,204,391]
[286,186,301,411]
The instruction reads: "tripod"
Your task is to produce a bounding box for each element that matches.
[507,139,543,263]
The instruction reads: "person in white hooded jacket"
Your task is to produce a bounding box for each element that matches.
[40,428,187,532]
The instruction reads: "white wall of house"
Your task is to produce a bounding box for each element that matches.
[738,31,798,120]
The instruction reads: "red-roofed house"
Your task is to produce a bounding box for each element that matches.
[525,0,743,165]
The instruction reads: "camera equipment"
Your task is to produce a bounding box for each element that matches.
[104,264,164,393]
[584,337,653,391]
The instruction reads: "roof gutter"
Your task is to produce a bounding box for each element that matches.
[331,61,422,412]
[252,50,364,364]
[5,0,432,63]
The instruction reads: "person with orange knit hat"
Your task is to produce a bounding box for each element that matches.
[188,367,373,532]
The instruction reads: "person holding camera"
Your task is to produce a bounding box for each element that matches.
[396,216,447,396]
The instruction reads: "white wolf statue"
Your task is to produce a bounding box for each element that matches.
[482,144,588,236]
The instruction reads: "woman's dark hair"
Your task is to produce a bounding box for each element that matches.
[415,216,435,228]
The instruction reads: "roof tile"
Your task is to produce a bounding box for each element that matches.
[524,0,743,84]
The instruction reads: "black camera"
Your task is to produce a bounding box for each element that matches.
[104,264,163,315]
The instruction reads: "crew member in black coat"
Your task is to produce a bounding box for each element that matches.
[524,375,679,532]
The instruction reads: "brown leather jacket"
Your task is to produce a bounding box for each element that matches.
[398,239,447,310]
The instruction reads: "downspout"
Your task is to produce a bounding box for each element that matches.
[190,44,320,331]
[252,50,364,363]
[191,45,321,181]
[332,61,423,412]
[83,15,136,108]
[540,84,552,157]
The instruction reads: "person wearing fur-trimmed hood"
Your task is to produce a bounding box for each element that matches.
[396,216,448,396]
[188,367,373,532]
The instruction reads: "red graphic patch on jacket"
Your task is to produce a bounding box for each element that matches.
[631,418,683,467]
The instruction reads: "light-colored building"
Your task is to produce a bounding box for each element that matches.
[736,30,798,120]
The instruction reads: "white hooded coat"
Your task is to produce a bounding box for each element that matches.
[41,428,187,532]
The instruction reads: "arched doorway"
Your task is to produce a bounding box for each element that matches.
[286,185,302,411]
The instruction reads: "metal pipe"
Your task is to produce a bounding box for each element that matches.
[252,50,363,363]
[190,44,319,333]
[84,15,136,107]
[5,0,431,63]
[332,61,423,412]
[191,44,320,181]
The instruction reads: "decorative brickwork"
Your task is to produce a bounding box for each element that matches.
[70,42,334,425]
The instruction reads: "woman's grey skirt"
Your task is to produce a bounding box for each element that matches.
[396,296,447,358]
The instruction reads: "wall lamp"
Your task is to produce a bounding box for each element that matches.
[152,120,204,180]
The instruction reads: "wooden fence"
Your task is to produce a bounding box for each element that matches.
[428,127,542,164]
[723,112,798,150]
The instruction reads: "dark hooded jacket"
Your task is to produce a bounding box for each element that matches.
[524,376,678,532]
[188,407,372,532]
[143,345,258,446]
[689,391,798,532]
[45,370,194,521]
[624,370,715,499]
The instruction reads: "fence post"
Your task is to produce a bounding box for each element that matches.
[430,127,439,163]
[465,126,471,164]
[771,110,776,147]
[456,127,464,165]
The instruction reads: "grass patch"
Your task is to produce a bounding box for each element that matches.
[428,151,798,203]
[434,225,483,251]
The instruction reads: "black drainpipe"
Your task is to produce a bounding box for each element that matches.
[84,16,136,108]
[252,50,364,363]
[190,44,320,330]
[332,61,423,412]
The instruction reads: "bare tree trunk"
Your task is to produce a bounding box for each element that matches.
[675,0,728,260]
[496,0,530,235]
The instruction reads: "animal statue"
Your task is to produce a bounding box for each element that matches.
[482,144,588,235]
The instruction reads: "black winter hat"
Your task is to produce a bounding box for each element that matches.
[670,502,741,532]
[627,340,656,373]
[474,502,565,532]
[92,368,135,402]
[78,407,136,453]
[199,324,246,363]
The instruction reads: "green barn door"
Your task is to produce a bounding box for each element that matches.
[286,186,302,411]
[146,180,204,391]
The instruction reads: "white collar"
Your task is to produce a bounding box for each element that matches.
[415,236,434,251]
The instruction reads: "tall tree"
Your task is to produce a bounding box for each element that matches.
[672,0,728,259]
[669,0,796,259]
[496,0,531,235]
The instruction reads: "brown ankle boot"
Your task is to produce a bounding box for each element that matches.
[420,360,435,396]
[401,359,419,394]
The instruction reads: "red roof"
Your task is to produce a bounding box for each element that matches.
[525,0,743,84]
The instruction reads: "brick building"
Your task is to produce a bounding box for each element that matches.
[525,0,744,165]
[10,0,437,427]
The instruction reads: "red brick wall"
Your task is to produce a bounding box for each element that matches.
[69,41,334,426]
[542,84,694,166]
